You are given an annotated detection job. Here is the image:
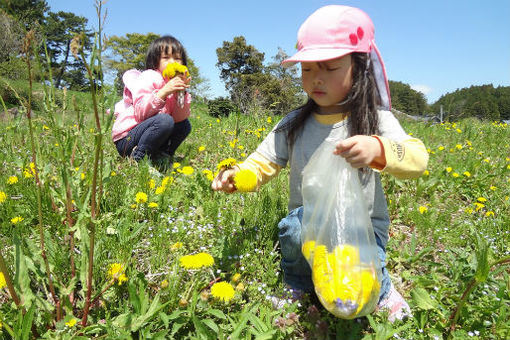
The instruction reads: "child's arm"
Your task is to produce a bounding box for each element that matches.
[212,152,282,193]
[334,135,428,179]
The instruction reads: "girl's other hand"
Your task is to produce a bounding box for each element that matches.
[333,135,383,168]
[211,168,239,193]
[157,75,191,100]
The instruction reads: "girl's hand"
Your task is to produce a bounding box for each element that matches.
[211,168,239,193]
[333,135,383,168]
[157,75,191,100]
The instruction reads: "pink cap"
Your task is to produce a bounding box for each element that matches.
[284,5,373,65]
[283,5,391,109]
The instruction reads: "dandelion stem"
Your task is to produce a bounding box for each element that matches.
[23,30,61,321]
[0,252,21,306]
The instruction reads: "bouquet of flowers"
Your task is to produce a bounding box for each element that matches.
[162,62,189,108]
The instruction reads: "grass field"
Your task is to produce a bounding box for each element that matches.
[0,76,509,339]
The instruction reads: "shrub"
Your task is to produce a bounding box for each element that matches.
[207,97,238,117]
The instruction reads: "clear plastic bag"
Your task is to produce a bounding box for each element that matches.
[301,138,382,318]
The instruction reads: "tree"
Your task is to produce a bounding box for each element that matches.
[106,33,208,98]
[0,0,48,31]
[44,11,92,89]
[0,10,24,61]
[216,36,265,95]
[389,80,428,115]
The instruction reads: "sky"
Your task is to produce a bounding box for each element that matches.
[46,0,510,104]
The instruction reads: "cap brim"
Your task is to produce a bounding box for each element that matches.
[282,48,353,67]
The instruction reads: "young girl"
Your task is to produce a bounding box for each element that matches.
[112,35,192,165]
[212,5,428,321]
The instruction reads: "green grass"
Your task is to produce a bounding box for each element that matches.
[0,82,509,339]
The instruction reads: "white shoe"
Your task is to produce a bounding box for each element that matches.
[376,284,411,322]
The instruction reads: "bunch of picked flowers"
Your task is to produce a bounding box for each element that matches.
[302,241,380,318]
[163,62,189,108]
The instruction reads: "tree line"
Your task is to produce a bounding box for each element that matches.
[1,0,508,120]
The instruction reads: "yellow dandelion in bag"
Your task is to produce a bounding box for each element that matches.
[233,169,257,192]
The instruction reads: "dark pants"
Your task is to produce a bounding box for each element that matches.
[278,207,391,302]
[115,114,191,162]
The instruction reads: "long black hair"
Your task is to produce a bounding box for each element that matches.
[277,52,381,145]
[145,35,188,70]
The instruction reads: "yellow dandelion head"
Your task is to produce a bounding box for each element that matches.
[485,211,494,217]
[135,192,148,204]
[418,206,428,214]
[148,202,158,209]
[107,263,127,284]
[463,171,471,177]
[11,216,24,224]
[161,279,169,289]
[155,186,165,195]
[477,197,487,202]
[65,318,77,328]
[170,242,183,251]
[202,169,214,181]
[423,170,430,176]
[148,179,156,189]
[0,191,7,204]
[217,158,237,170]
[446,167,452,173]
[231,273,242,283]
[179,252,214,269]
[198,145,206,152]
[0,271,6,289]
[180,166,194,175]
[233,169,257,192]
[7,176,18,184]
[162,62,189,80]
[452,172,459,178]
[173,162,181,169]
[210,281,235,302]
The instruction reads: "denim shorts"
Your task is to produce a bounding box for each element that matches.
[278,206,391,302]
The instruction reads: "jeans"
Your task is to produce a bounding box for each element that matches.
[278,207,391,302]
[115,114,191,161]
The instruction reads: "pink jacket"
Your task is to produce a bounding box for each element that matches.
[111,69,192,142]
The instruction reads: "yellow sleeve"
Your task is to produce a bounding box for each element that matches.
[236,152,282,191]
[371,136,429,179]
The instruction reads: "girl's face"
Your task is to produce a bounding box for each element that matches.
[158,47,183,73]
[301,54,353,114]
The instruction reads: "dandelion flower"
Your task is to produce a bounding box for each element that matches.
[452,172,459,178]
[111,171,117,176]
[0,191,7,204]
[7,176,18,184]
[198,145,206,152]
[438,146,445,151]
[267,116,272,123]
[161,279,169,289]
[11,216,24,224]
[171,242,183,251]
[0,271,6,289]
[485,211,494,217]
[234,169,257,192]
[148,179,156,189]
[231,273,241,283]
[65,318,77,327]
[148,202,158,209]
[179,252,214,269]
[173,162,181,169]
[418,206,428,214]
[463,171,471,177]
[162,62,189,80]
[155,186,165,195]
[489,185,496,191]
[217,158,237,170]
[202,169,214,181]
[180,166,194,175]
[135,192,148,204]
[423,170,429,176]
[107,263,128,285]
[23,169,33,178]
[477,197,487,202]
[210,281,235,302]
[446,167,452,173]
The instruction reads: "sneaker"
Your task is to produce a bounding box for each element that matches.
[376,284,411,322]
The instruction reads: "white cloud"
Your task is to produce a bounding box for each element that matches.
[410,84,433,95]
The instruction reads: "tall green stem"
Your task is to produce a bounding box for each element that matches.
[24,32,61,321]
